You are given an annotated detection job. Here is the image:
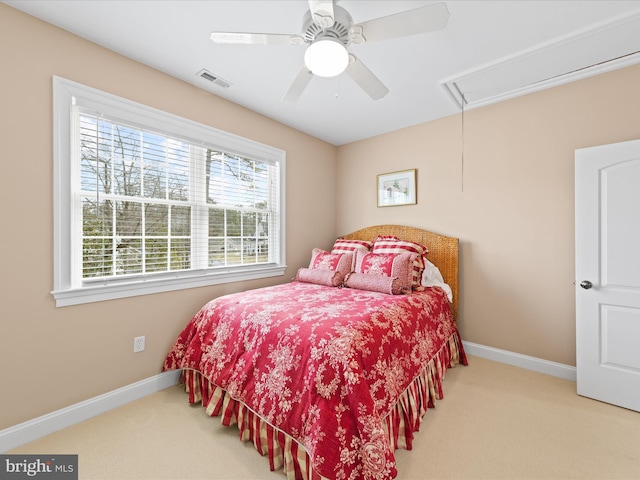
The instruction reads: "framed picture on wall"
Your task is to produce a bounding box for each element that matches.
[377,169,417,207]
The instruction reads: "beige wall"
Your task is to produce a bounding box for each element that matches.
[0,5,337,430]
[336,62,640,366]
[3,2,640,433]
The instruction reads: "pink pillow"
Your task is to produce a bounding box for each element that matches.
[343,272,403,295]
[373,235,398,242]
[308,248,352,276]
[344,250,416,294]
[296,268,345,287]
[372,238,428,288]
[331,238,373,255]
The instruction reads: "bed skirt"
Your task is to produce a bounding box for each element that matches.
[178,332,466,480]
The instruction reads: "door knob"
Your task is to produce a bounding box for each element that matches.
[580,280,593,290]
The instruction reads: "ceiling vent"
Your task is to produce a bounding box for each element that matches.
[441,10,640,110]
[197,69,231,88]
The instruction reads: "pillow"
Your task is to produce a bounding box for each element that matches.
[296,268,345,287]
[344,250,416,294]
[331,238,373,255]
[342,273,401,295]
[308,248,352,277]
[422,258,444,284]
[373,235,398,242]
[372,238,429,288]
[421,258,453,302]
[331,238,372,271]
[295,248,353,287]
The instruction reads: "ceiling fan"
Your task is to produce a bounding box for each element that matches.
[210,0,450,102]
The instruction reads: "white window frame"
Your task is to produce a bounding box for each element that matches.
[52,77,286,307]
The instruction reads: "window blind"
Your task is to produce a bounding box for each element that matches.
[76,111,280,283]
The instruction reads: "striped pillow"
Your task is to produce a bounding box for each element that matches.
[372,237,429,288]
[331,238,373,255]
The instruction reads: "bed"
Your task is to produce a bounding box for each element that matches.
[162,224,467,480]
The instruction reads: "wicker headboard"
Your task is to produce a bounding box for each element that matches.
[340,225,459,322]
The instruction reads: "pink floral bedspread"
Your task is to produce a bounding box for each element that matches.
[163,281,463,480]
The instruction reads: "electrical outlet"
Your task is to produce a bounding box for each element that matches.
[133,336,145,353]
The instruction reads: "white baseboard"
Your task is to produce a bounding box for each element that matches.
[462,341,577,381]
[0,370,181,453]
[1,343,576,453]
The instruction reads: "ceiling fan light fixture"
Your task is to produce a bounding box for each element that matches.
[304,38,349,77]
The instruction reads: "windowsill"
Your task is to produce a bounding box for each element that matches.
[52,265,287,307]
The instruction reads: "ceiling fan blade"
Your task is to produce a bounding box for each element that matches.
[350,2,449,44]
[282,67,313,103]
[210,32,304,46]
[308,0,335,28]
[345,55,389,100]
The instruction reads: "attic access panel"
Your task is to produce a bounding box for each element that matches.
[441,11,640,109]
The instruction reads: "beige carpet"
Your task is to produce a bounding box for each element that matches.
[9,355,640,479]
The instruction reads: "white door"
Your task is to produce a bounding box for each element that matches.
[575,139,640,412]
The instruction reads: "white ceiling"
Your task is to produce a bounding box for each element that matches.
[6,0,640,145]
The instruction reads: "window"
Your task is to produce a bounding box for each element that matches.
[53,77,286,306]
